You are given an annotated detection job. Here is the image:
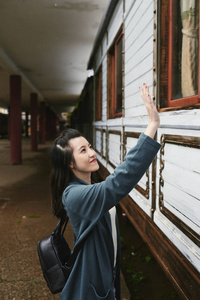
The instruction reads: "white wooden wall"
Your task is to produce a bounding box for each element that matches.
[124,0,154,118]
[92,0,200,273]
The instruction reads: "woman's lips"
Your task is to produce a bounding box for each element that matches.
[90,159,97,163]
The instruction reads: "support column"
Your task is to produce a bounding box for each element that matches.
[39,101,46,144]
[10,75,22,165]
[25,111,29,138]
[30,93,38,151]
[46,107,58,140]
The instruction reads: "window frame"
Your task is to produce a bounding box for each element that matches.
[95,65,102,121]
[159,0,200,110]
[107,29,123,119]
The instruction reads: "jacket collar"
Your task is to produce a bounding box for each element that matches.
[69,176,94,186]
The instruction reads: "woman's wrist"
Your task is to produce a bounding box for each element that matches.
[144,121,159,139]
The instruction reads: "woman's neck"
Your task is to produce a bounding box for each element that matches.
[73,171,92,185]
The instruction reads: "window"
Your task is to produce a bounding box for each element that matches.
[160,0,200,108]
[95,66,102,121]
[107,30,123,118]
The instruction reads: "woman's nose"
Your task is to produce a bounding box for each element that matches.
[89,148,95,157]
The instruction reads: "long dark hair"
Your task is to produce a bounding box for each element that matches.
[50,128,82,219]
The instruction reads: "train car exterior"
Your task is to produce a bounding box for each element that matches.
[71,0,200,298]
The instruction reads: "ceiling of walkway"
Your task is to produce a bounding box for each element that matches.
[0,0,109,116]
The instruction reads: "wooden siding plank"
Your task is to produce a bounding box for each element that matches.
[125,134,151,201]
[129,188,152,216]
[125,2,154,55]
[124,0,138,21]
[157,132,200,243]
[102,131,106,158]
[102,35,107,56]
[125,0,153,39]
[95,130,101,153]
[125,37,153,75]
[108,133,121,167]
[125,53,153,92]
[124,0,154,119]
[163,181,200,233]
[162,163,200,209]
[159,112,200,129]
[107,1,123,48]
[163,143,200,172]
[154,211,200,273]
[124,101,149,118]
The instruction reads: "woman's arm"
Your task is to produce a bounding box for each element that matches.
[63,84,161,239]
[139,83,160,139]
[64,134,161,238]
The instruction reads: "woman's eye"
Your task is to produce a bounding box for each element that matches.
[90,145,93,149]
[81,148,86,153]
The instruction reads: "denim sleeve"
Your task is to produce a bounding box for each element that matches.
[62,133,161,237]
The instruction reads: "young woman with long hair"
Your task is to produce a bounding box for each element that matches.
[50,84,161,300]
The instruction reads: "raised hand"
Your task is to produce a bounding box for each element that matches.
[139,83,160,138]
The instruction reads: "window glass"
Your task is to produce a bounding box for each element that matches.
[116,36,122,113]
[95,66,102,120]
[107,30,123,118]
[171,0,199,100]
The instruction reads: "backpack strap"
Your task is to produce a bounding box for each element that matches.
[52,216,69,236]
[61,217,69,235]
[60,216,88,271]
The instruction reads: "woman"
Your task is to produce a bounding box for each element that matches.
[50,84,161,300]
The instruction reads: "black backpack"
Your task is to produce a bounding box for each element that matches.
[37,217,85,294]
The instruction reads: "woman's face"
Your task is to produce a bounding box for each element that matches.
[69,136,99,176]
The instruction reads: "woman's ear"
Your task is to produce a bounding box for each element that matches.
[69,161,74,169]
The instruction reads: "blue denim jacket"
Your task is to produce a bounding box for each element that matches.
[61,133,161,300]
